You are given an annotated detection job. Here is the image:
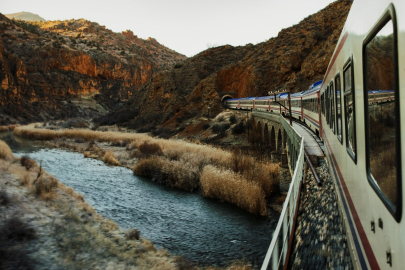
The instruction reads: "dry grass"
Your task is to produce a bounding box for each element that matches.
[0,140,14,160]
[0,124,19,132]
[102,150,121,166]
[133,156,200,191]
[19,172,31,186]
[200,165,267,216]
[15,124,280,215]
[33,174,58,200]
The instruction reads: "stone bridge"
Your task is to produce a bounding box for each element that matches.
[251,111,286,156]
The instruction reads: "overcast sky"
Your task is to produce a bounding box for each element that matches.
[2,0,336,57]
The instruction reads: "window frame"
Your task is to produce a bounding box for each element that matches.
[362,3,401,221]
[343,56,357,163]
[330,81,335,134]
[335,73,343,144]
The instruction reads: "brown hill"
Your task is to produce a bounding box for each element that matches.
[0,14,186,124]
[98,0,352,137]
[5,12,46,22]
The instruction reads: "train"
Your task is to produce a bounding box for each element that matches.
[224,0,404,269]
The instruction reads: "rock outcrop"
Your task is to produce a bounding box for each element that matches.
[101,0,352,135]
[0,14,186,124]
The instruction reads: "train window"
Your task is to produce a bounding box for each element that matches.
[335,74,343,143]
[363,6,400,218]
[330,82,335,133]
[343,57,356,162]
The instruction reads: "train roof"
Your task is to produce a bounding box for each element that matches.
[309,80,323,90]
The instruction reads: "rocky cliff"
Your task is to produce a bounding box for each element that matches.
[0,14,186,124]
[99,0,352,136]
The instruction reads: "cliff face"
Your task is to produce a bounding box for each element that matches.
[0,14,186,123]
[102,0,352,134]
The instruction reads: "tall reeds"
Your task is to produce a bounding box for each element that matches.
[200,165,267,216]
[15,124,280,215]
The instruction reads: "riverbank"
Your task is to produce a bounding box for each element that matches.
[0,140,177,269]
[13,124,282,216]
[1,139,257,270]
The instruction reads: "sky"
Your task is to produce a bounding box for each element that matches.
[2,0,336,57]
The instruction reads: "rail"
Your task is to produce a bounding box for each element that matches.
[261,115,305,270]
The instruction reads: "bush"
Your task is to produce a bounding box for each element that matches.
[126,229,140,240]
[20,155,36,170]
[231,121,245,134]
[34,175,58,199]
[0,191,10,206]
[212,123,230,134]
[229,115,237,124]
[138,141,163,157]
[102,151,121,166]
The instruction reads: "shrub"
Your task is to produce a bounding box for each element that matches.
[0,191,10,206]
[138,141,163,157]
[102,151,121,166]
[231,121,245,134]
[229,115,237,124]
[212,123,230,134]
[34,175,58,199]
[126,229,140,240]
[202,123,210,130]
[20,155,36,170]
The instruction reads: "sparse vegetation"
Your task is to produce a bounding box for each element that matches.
[33,174,58,200]
[102,150,121,166]
[14,125,280,215]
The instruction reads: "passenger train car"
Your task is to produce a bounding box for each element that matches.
[224,0,404,268]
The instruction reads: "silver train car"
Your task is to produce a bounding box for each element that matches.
[224,0,404,268]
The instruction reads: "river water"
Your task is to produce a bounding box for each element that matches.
[1,132,276,268]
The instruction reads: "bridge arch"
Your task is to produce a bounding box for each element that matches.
[270,126,276,150]
[263,123,269,146]
[277,129,283,154]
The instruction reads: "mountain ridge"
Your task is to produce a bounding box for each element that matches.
[5,12,45,22]
[97,0,353,140]
[0,13,187,124]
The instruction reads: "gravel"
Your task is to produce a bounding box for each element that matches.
[289,160,353,270]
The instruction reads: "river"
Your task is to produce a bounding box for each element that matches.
[1,132,276,268]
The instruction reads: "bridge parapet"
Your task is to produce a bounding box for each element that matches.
[259,115,306,270]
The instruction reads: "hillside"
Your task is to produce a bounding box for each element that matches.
[0,14,187,124]
[5,12,45,22]
[97,0,352,139]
